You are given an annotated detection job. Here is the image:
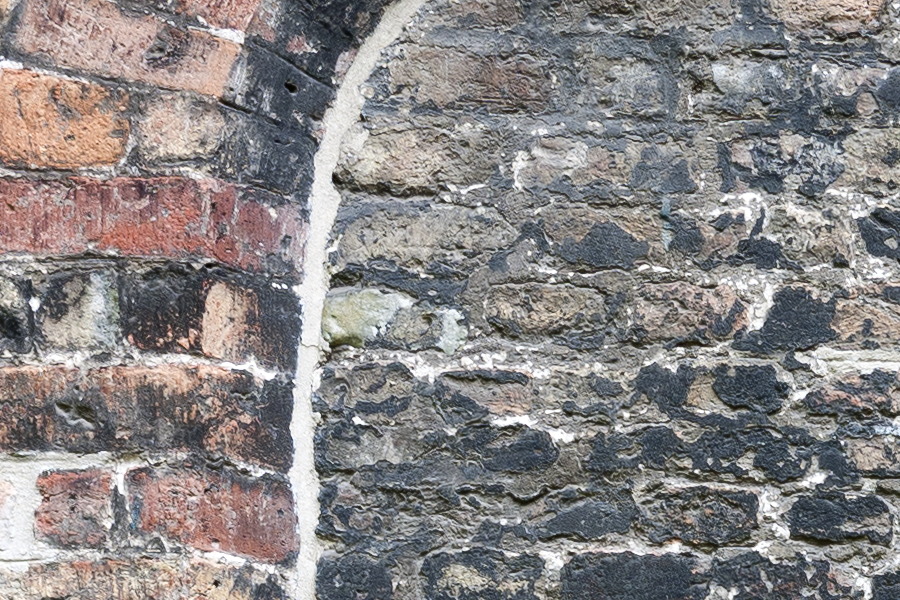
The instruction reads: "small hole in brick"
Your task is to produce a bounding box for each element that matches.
[284,81,298,94]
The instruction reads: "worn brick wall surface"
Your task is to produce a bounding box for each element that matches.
[317,0,900,599]
[0,0,390,596]
[2,0,900,597]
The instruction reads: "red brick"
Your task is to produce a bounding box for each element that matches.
[35,469,112,548]
[0,69,129,169]
[127,465,298,563]
[0,177,306,272]
[14,0,241,97]
[0,558,287,598]
[0,365,292,471]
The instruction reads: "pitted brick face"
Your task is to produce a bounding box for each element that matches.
[13,0,242,96]
[35,469,113,548]
[126,465,298,563]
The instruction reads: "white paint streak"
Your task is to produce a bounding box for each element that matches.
[287,0,428,597]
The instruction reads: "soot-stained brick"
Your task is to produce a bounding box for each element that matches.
[0,276,32,354]
[733,287,835,354]
[561,552,707,600]
[216,115,316,196]
[643,486,759,545]
[0,365,293,470]
[119,265,300,372]
[226,48,332,124]
[712,364,788,413]
[537,490,638,541]
[317,554,393,600]
[712,552,849,600]
[421,548,543,600]
[858,209,900,261]
[555,223,648,270]
[787,493,893,545]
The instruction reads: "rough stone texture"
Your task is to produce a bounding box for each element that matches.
[315,0,900,597]
[770,0,886,35]
[0,0,390,593]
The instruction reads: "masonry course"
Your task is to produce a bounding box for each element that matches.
[1,0,900,597]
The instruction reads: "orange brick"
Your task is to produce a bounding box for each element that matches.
[0,69,129,169]
[14,0,241,97]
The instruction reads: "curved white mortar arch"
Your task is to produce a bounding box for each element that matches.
[289,0,429,596]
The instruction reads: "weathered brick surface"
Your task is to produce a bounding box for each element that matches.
[0,558,288,599]
[136,92,227,162]
[0,0,395,591]
[0,177,306,273]
[0,69,129,168]
[246,0,392,84]
[133,0,264,31]
[127,464,298,563]
[5,0,900,594]
[0,365,292,470]
[119,265,300,371]
[35,469,112,548]
[13,0,241,96]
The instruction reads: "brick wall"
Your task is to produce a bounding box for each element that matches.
[0,0,390,596]
[2,0,900,598]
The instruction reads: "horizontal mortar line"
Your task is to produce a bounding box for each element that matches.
[0,450,289,480]
[0,350,286,382]
[0,545,281,572]
[334,342,900,370]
